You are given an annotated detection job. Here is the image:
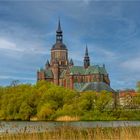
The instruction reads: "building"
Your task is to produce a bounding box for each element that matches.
[118,90,136,107]
[37,20,113,92]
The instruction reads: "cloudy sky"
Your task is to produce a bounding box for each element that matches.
[0,0,140,90]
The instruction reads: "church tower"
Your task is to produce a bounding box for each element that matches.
[50,19,68,85]
[37,20,112,92]
[84,45,90,68]
[50,19,68,70]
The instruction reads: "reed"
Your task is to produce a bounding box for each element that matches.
[0,125,140,140]
[55,115,80,121]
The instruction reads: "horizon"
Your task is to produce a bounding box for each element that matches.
[0,1,140,90]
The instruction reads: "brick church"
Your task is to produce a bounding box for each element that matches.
[37,20,113,92]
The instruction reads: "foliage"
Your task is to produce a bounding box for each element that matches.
[0,81,140,121]
[136,81,140,93]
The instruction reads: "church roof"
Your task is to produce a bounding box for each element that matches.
[74,82,114,92]
[85,66,107,74]
[45,69,53,78]
[69,66,85,75]
[69,65,108,75]
[44,65,108,79]
[52,42,67,50]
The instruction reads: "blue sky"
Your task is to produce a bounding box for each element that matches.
[0,0,140,90]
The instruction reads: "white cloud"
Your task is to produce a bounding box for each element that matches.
[88,43,118,60]
[0,37,49,57]
[0,38,23,52]
[95,47,116,59]
[121,57,140,72]
[0,75,35,81]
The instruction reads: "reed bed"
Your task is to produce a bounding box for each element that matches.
[0,125,140,140]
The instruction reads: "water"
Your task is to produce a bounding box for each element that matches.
[0,121,140,134]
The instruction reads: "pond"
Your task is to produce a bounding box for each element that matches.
[0,121,140,134]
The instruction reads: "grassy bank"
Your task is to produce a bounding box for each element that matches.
[0,126,140,140]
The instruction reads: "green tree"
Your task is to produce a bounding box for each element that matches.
[19,102,33,120]
[95,91,113,112]
[78,91,97,112]
[37,103,54,120]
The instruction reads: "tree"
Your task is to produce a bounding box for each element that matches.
[133,94,140,109]
[37,103,54,120]
[19,102,33,120]
[78,91,97,112]
[136,81,140,93]
[10,80,20,87]
[95,91,112,112]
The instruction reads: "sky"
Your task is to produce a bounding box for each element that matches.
[0,0,140,90]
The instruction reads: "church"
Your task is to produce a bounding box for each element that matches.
[37,20,113,92]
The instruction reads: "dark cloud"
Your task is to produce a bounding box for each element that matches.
[0,1,140,89]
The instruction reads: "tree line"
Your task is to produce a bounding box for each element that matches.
[0,81,140,121]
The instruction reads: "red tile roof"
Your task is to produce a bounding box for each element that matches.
[119,90,136,98]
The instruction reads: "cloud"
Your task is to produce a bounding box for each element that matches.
[90,45,117,60]
[0,75,35,81]
[0,36,50,57]
[0,1,140,89]
[121,57,140,72]
[0,38,23,51]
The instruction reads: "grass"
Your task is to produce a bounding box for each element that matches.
[55,115,80,121]
[0,125,140,140]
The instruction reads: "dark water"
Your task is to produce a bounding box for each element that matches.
[0,121,140,133]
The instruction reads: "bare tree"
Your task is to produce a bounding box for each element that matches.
[10,80,20,87]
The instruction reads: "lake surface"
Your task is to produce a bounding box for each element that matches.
[0,121,140,133]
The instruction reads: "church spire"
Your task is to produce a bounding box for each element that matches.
[85,44,88,56]
[45,60,50,69]
[57,18,62,32]
[84,45,90,68]
[69,58,74,66]
[56,18,63,43]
